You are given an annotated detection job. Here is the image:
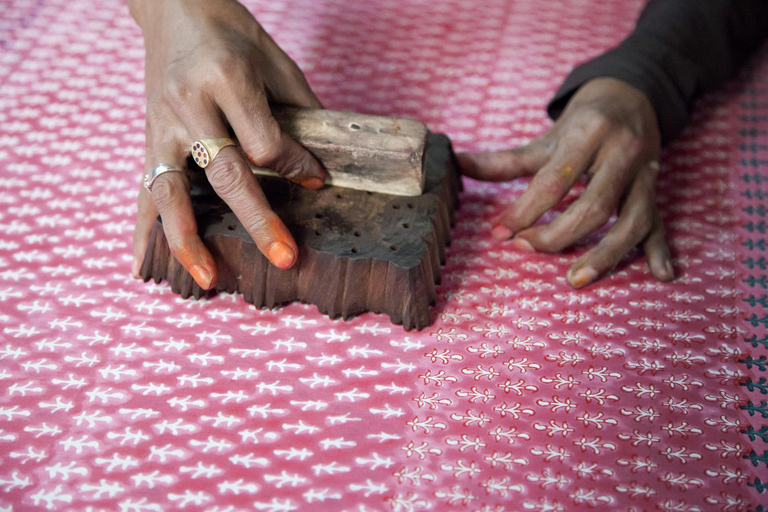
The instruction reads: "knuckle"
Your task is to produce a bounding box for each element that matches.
[144,107,184,151]
[151,178,183,211]
[160,79,191,108]
[532,172,569,199]
[646,160,661,178]
[624,130,644,148]
[620,130,645,156]
[209,53,242,84]
[206,159,250,198]
[633,211,654,235]
[246,126,283,167]
[277,151,311,181]
[582,199,614,226]
[583,109,612,134]
[166,236,186,257]
[241,211,275,239]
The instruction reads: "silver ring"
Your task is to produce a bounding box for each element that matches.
[144,164,188,192]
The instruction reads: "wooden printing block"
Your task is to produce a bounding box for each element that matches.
[140,133,461,330]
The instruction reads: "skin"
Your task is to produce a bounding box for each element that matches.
[128,1,669,292]
[128,0,325,289]
[457,77,675,289]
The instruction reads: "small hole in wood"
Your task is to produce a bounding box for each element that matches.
[407,203,414,209]
[390,245,398,251]
[354,231,361,237]
[315,230,321,236]
[349,123,361,130]
[402,223,410,229]
[315,213,324,219]
[366,191,373,196]
[351,247,359,253]
[336,193,342,199]
[228,224,236,231]
[393,204,400,210]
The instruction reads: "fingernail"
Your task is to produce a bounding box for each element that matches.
[510,237,535,253]
[491,224,513,240]
[189,265,213,289]
[664,259,675,280]
[267,242,296,269]
[300,177,325,190]
[570,266,598,288]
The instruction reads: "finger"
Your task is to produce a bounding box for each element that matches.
[138,105,217,289]
[216,86,325,189]
[457,138,551,182]
[204,144,298,269]
[179,96,299,270]
[268,61,323,109]
[493,132,603,239]
[150,163,218,290]
[259,32,324,109]
[642,208,674,281]
[513,135,644,253]
[132,186,159,278]
[566,164,658,288]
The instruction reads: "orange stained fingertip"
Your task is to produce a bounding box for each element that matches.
[173,245,216,290]
[510,237,535,253]
[300,177,325,190]
[491,224,513,240]
[189,264,214,290]
[570,267,598,288]
[267,242,296,269]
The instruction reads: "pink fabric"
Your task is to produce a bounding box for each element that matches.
[0,0,765,510]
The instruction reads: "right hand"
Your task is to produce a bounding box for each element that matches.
[129,0,325,290]
[458,78,674,288]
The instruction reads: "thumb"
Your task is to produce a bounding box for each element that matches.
[457,141,549,182]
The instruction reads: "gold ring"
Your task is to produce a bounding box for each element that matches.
[192,138,237,168]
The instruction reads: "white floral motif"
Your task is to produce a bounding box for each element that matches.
[0,0,762,510]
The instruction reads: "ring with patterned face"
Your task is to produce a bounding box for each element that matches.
[144,163,189,192]
[191,138,237,169]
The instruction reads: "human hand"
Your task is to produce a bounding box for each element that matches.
[457,77,674,288]
[129,0,325,290]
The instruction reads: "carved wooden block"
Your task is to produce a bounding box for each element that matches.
[140,133,461,330]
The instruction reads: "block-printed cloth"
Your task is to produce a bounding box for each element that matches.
[0,0,766,510]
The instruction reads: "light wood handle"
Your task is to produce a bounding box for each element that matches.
[248,106,428,197]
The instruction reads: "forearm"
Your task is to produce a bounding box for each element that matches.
[126,0,150,29]
[127,0,246,33]
[548,0,768,144]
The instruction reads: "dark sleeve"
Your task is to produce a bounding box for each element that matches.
[547,0,768,144]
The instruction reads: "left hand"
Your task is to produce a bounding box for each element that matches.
[457,77,675,289]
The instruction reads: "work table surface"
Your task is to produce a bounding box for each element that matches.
[0,0,765,510]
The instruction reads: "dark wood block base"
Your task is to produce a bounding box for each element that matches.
[140,133,461,330]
